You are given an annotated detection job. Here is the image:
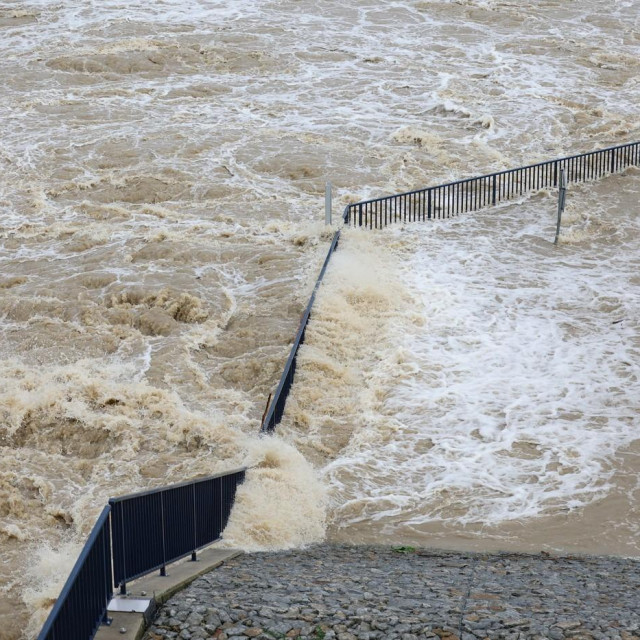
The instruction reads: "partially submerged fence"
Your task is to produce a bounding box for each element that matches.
[262,141,639,434]
[261,229,341,432]
[344,141,640,228]
[38,468,245,640]
[37,139,640,639]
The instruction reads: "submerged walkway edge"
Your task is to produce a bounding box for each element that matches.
[143,544,640,640]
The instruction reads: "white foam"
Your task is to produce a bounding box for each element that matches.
[320,180,640,539]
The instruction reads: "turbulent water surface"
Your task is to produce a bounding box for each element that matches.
[0,1,639,638]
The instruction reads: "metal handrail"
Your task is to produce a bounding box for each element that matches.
[109,467,247,503]
[261,141,640,436]
[37,467,246,640]
[261,230,341,432]
[345,141,640,227]
[109,468,246,594]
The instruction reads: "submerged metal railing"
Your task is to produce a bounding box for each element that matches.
[37,468,245,640]
[262,141,640,434]
[38,507,112,640]
[261,229,342,432]
[344,141,640,228]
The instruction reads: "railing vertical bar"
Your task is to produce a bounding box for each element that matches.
[600,150,604,177]
[599,150,603,177]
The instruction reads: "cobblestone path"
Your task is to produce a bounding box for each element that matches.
[144,545,640,640]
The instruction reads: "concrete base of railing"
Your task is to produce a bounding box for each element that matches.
[95,546,242,640]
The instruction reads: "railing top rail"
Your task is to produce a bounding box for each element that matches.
[108,467,247,503]
[347,140,638,208]
[37,505,111,640]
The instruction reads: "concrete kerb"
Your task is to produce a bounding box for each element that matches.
[95,546,242,640]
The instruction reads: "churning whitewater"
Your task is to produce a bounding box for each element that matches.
[281,173,640,555]
[0,0,639,638]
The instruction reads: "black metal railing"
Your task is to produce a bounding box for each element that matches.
[261,229,341,432]
[37,467,245,640]
[110,468,245,594]
[37,507,113,640]
[344,141,640,228]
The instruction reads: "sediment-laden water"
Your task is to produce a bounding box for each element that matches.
[281,172,640,555]
[0,1,638,638]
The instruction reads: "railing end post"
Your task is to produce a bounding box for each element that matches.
[325,181,332,226]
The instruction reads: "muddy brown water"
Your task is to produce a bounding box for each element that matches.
[1,0,639,638]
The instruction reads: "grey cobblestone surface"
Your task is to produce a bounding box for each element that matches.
[144,545,640,640]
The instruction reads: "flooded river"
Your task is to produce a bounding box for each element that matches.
[0,0,638,637]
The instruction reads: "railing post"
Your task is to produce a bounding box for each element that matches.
[192,483,197,562]
[115,502,127,595]
[427,189,431,219]
[160,492,166,577]
[553,160,558,187]
[554,168,567,245]
[358,203,363,227]
[492,174,497,205]
[102,516,113,626]
[325,182,332,226]
[610,148,616,174]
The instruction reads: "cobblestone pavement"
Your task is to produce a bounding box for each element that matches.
[144,545,640,640]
